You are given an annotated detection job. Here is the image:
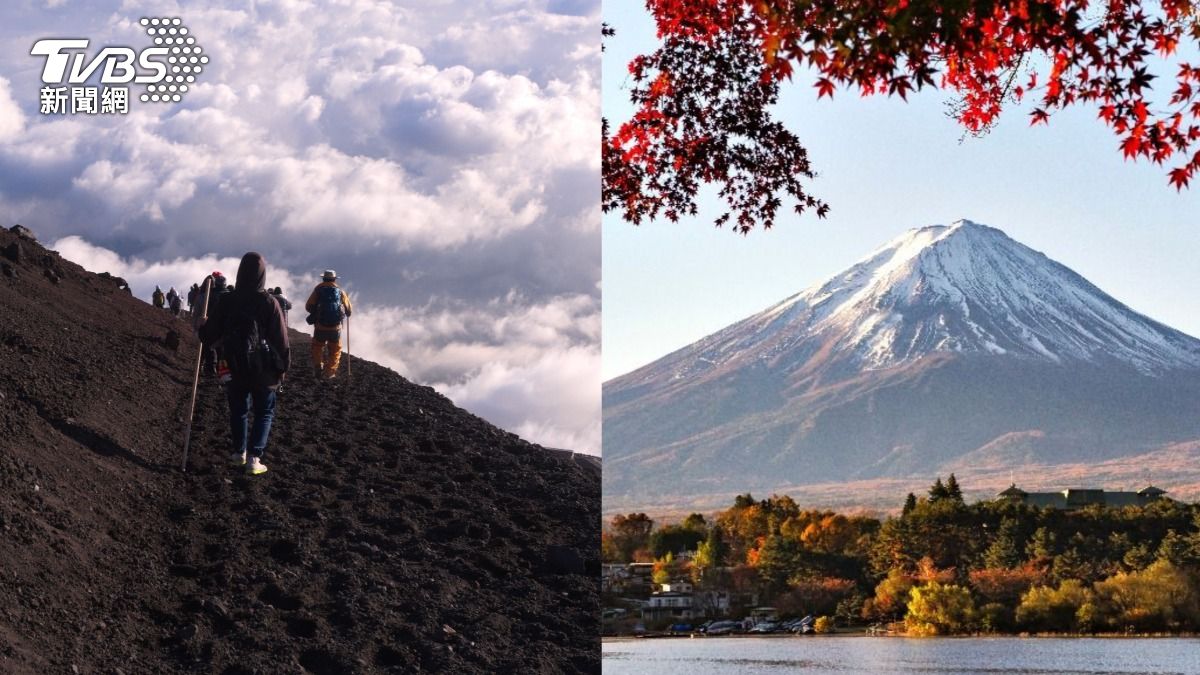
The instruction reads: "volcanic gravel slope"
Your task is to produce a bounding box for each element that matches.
[0,226,600,674]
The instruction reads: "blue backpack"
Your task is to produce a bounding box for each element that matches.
[316,285,344,326]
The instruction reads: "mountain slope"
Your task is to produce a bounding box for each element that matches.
[604,220,1200,510]
[0,226,599,674]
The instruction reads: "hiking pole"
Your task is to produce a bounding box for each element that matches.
[181,277,213,472]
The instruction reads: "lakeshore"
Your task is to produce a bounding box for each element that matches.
[602,635,1200,674]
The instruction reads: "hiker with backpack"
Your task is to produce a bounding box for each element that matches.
[166,287,181,316]
[305,270,352,380]
[200,272,231,375]
[169,292,183,317]
[271,287,292,325]
[187,283,199,315]
[198,253,289,475]
[152,285,165,309]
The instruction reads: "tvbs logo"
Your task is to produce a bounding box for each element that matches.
[33,40,169,85]
[32,17,206,114]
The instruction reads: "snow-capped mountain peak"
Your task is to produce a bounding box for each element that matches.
[656,220,1200,380]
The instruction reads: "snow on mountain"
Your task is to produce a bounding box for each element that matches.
[604,220,1200,510]
[648,219,1200,383]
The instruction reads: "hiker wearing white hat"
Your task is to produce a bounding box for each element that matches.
[305,269,353,379]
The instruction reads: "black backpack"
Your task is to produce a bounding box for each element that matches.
[222,294,283,382]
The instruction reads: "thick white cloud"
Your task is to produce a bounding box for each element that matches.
[0,0,600,454]
[343,293,600,454]
[0,77,24,143]
[51,236,311,305]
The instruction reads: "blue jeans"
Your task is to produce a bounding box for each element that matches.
[226,382,276,458]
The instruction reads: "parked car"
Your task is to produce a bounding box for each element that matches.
[669,623,693,633]
[791,615,815,634]
[749,621,779,633]
[705,620,739,635]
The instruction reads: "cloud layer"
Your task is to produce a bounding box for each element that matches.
[0,0,600,454]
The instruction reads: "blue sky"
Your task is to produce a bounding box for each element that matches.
[0,0,600,454]
[603,1,1200,380]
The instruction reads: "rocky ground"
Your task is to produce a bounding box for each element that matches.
[0,226,600,673]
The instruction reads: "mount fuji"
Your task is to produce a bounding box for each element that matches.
[603,220,1200,511]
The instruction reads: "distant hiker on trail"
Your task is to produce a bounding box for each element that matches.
[166,287,181,315]
[152,285,165,309]
[271,287,292,325]
[200,272,230,375]
[198,253,289,475]
[187,283,200,315]
[169,293,183,317]
[305,270,352,380]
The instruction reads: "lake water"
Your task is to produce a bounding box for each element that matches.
[602,636,1200,674]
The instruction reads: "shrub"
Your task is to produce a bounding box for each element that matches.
[905,582,975,636]
[1015,579,1092,632]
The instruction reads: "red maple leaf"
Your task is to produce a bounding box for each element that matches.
[1168,166,1191,190]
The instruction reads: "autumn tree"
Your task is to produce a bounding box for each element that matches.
[906,582,977,635]
[970,564,1047,605]
[1093,560,1200,631]
[649,522,707,557]
[653,552,692,586]
[601,531,621,563]
[692,526,729,585]
[753,534,807,595]
[1123,542,1156,571]
[1156,528,1194,565]
[609,513,654,562]
[865,567,916,621]
[778,576,857,616]
[605,0,1200,231]
[1015,579,1094,632]
[681,512,708,531]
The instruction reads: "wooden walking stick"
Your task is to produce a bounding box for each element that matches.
[181,277,213,472]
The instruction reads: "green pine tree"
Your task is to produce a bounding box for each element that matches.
[1026,527,1056,561]
[929,477,949,503]
[982,518,1023,569]
[944,474,964,503]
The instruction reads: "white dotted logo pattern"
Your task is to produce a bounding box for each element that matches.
[137,17,207,104]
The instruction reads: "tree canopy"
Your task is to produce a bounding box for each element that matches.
[603,478,1200,634]
[604,0,1200,231]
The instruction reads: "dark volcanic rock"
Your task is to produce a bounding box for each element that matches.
[0,228,600,673]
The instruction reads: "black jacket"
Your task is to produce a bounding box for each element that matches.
[200,253,290,387]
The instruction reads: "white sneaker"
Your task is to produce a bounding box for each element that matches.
[229,451,247,466]
[246,457,268,475]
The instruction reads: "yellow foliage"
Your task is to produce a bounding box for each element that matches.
[905,582,975,636]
